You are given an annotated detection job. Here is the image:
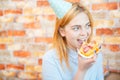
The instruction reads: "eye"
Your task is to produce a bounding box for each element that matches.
[86,24,91,29]
[72,25,80,31]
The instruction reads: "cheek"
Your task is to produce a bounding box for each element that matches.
[87,29,91,37]
[66,32,76,40]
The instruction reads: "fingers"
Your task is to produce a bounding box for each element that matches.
[77,54,97,70]
[78,54,97,64]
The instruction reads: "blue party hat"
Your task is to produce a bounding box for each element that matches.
[48,0,72,19]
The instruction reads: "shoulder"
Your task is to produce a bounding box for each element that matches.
[42,49,58,61]
[97,52,103,60]
[96,52,103,64]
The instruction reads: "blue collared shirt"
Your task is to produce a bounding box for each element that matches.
[42,49,104,80]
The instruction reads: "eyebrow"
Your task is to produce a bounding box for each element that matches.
[71,22,90,27]
[71,25,81,27]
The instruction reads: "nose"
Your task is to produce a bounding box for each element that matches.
[79,29,88,36]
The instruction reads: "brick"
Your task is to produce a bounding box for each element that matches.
[96,28,104,35]
[2,71,16,77]
[4,9,22,15]
[35,37,52,43]
[0,57,17,64]
[0,10,3,16]
[5,77,22,80]
[103,28,113,35]
[6,64,24,70]
[108,44,120,52]
[93,19,114,27]
[38,59,42,65]
[92,2,118,10]
[104,36,120,44]
[33,7,43,15]
[7,43,25,51]
[109,10,120,18]
[25,65,42,72]
[0,51,10,56]
[0,37,13,44]
[14,37,33,43]
[33,52,44,58]
[96,28,113,36]
[0,24,2,29]
[91,36,103,43]
[23,8,33,15]
[8,30,26,36]
[28,44,46,52]
[17,72,37,79]
[91,11,107,19]
[115,22,120,29]
[47,15,56,21]
[34,65,42,72]
[37,1,49,7]
[36,16,43,22]
[0,31,7,36]
[0,1,16,9]
[14,51,31,57]
[103,52,120,60]
[24,22,41,29]
[0,44,6,49]
[45,26,55,37]
[17,1,36,8]
[0,64,5,70]
[25,65,34,72]
[12,0,24,1]
[108,60,120,70]
[109,69,120,73]
[18,58,37,65]
[15,1,26,9]
[42,7,55,15]
[65,0,80,3]
[0,16,14,23]
[26,29,44,37]
[114,28,120,35]
[81,0,105,4]
[15,16,34,23]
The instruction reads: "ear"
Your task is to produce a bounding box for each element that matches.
[59,28,65,37]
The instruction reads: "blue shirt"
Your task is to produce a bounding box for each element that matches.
[42,49,104,80]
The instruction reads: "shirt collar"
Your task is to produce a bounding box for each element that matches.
[67,48,78,59]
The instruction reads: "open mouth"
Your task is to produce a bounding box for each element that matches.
[77,39,86,46]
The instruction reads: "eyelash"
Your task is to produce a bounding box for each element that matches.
[72,26,80,31]
[72,24,91,31]
[86,24,91,29]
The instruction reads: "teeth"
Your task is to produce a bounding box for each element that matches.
[82,39,86,42]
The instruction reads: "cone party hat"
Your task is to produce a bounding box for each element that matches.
[48,0,72,19]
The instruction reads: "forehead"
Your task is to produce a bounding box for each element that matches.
[67,12,90,26]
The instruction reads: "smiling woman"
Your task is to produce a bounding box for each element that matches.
[42,0,104,80]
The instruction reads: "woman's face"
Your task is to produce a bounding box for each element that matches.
[59,12,91,51]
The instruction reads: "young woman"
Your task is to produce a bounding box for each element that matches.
[42,1,104,80]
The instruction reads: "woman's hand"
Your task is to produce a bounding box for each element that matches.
[77,54,97,72]
[73,54,97,80]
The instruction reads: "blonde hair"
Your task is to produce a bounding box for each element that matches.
[53,3,93,68]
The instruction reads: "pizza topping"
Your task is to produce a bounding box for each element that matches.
[78,41,101,58]
[82,45,93,53]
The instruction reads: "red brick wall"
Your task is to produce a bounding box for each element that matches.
[0,0,120,80]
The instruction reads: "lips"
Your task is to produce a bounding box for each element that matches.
[77,39,85,46]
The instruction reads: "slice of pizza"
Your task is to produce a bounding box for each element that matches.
[78,41,101,58]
